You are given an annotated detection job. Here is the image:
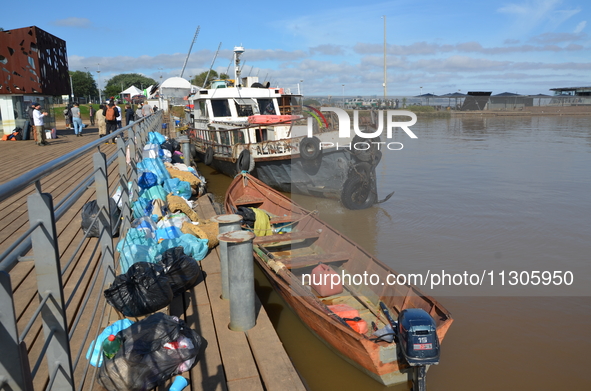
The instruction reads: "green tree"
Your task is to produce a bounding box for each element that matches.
[103,73,157,100]
[71,71,98,100]
[190,70,229,88]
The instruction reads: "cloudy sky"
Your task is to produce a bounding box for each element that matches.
[2,0,590,96]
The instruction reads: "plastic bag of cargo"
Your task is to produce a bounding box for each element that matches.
[131,216,158,232]
[157,213,191,230]
[118,244,160,274]
[81,198,121,238]
[164,177,191,199]
[142,143,160,159]
[159,148,172,163]
[138,172,158,190]
[140,184,167,201]
[104,262,173,317]
[137,157,171,185]
[160,246,201,296]
[132,198,153,219]
[112,182,133,209]
[97,313,202,391]
[148,131,166,145]
[155,226,183,241]
[155,234,209,261]
[161,138,181,153]
[171,150,184,164]
[116,227,156,252]
[86,319,134,367]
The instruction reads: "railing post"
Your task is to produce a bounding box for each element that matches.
[218,230,256,331]
[116,138,131,234]
[27,192,74,390]
[93,152,115,283]
[211,215,243,300]
[0,271,34,391]
[128,125,139,204]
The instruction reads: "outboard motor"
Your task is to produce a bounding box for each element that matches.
[398,308,440,391]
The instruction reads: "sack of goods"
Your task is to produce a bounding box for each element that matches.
[104,262,173,317]
[97,313,203,391]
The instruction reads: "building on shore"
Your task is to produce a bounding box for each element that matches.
[549,86,591,106]
[0,26,69,135]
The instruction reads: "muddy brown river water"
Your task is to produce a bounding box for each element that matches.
[199,114,591,390]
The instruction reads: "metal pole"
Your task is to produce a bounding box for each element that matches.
[93,152,115,284]
[212,214,243,300]
[28,192,74,390]
[218,230,256,331]
[0,271,34,391]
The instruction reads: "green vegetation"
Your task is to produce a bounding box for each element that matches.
[190,70,229,88]
[71,71,98,100]
[103,73,157,100]
[405,105,451,117]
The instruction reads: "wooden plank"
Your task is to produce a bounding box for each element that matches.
[246,295,306,391]
[232,195,265,206]
[204,271,263,389]
[274,251,349,269]
[253,231,319,246]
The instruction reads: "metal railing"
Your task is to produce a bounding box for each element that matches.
[0,112,164,391]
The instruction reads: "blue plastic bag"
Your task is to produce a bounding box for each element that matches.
[163,178,192,199]
[155,234,209,261]
[139,185,167,201]
[148,131,166,145]
[138,172,158,190]
[86,319,134,367]
[154,226,183,241]
[137,158,171,185]
[118,244,160,273]
[132,198,153,219]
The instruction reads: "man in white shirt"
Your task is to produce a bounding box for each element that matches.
[32,103,49,146]
[141,102,152,117]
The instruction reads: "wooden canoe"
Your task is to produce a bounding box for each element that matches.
[224,173,453,386]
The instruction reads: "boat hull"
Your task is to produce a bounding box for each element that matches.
[194,147,354,200]
[224,174,453,387]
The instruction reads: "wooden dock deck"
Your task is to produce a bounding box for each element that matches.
[0,124,306,391]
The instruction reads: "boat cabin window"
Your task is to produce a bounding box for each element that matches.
[279,95,302,115]
[257,99,276,115]
[232,130,245,144]
[234,98,257,117]
[197,101,208,118]
[211,99,231,117]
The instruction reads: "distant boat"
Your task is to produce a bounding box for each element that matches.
[186,46,385,210]
[225,173,454,386]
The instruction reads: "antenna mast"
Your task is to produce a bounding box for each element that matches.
[203,42,222,88]
[180,26,200,78]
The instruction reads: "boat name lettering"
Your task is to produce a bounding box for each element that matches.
[307,108,418,139]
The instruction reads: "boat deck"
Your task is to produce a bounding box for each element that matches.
[0,125,306,391]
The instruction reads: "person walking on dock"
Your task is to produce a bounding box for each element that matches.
[27,102,37,143]
[125,104,134,126]
[141,102,152,117]
[96,104,107,138]
[135,104,143,120]
[89,105,96,126]
[32,103,48,146]
[103,101,119,143]
[72,102,83,136]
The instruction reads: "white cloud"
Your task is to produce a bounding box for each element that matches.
[52,17,92,28]
[497,0,580,33]
[574,21,586,33]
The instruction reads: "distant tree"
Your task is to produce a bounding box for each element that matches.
[71,71,98,101]
[303,99,321,106]
[103,73,157,100]
[191,70,229,88]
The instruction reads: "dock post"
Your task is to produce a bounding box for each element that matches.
[218,230,256,331]
[212,214,243,300]
[178,136,193,167]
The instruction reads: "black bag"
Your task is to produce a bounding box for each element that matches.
[81,199,121,238]
[236,206,256,228]
[104,262,173,317]
[161,139,181,154]
[160,247,201,296]
[13,127,23,140]
[97,313,202,391]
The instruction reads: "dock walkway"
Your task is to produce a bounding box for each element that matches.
[0,125,306,391]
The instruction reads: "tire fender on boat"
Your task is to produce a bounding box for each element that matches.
[204,147,214,166]
[299,136,322,161]
[341,162,377,210]
[237,149,255,172]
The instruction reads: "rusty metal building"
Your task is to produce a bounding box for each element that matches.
[0,26,69,135]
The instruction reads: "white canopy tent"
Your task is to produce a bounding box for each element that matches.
[120,85,144,102]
